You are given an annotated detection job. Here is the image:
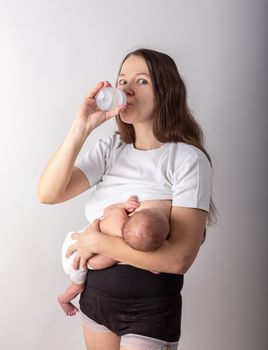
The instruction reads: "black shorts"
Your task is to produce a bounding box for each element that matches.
[79,264,184,342]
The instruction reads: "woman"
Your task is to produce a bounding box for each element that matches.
[38,48,215,350]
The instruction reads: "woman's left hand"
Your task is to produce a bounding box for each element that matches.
[66,219,101,270]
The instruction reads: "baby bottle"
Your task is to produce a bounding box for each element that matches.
[95,87,127,112]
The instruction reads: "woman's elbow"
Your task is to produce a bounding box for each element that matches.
[37,187,58,204]
[171,257,193,275]
[172,264,188,275]
[37,194,54,204]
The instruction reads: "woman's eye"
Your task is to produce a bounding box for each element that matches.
[118,79,127,85]
[137,78,148,85]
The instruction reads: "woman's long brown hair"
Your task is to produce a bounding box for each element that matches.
[115,48,217,225]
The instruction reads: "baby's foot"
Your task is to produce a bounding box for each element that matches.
[58,296,79,316]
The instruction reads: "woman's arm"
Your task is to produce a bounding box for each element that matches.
[37,81,126,204]
[37,125,90,204]
[68,206,207,274]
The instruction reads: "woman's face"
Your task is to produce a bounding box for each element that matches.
[117,55,156,125]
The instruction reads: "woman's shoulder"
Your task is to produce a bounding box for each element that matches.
[96,132,125,151]
[167,141,210,164]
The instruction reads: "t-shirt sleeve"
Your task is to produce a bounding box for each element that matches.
[172,150,213,211]
[75,134,116,187]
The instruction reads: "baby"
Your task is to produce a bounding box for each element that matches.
[58,195,171,316]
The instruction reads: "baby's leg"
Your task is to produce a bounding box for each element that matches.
[59,230,88,316]
[61,230,88,283]
[87,255,118,270]
[58,281,85,316]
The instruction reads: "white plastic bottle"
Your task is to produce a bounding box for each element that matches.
[95,87,127,112]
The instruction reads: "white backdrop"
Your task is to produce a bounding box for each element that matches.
[0,1,267,349]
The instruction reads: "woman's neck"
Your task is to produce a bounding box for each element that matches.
[133,124,163,150]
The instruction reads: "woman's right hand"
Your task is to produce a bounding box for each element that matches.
[74,81,126,137]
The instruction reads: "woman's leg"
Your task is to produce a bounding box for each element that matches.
[120,334,179,350]
[82,325,120,350]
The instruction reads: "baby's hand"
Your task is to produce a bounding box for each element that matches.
[125,195,140,213]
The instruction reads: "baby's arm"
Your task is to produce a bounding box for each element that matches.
[99,195,140,236]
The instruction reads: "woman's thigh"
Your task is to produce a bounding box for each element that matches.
[120,334,179,350]
[83,325,121,350]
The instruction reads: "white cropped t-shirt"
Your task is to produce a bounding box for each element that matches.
[76,133,213,223]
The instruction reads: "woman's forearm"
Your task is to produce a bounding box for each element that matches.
[90,207,206,275]
[67,207,205,275]
[37,122,88,203]
[94,233,185,274]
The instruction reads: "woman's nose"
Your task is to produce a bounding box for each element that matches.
[122,84,135,97]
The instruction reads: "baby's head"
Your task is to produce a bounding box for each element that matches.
[122,209,169,252]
